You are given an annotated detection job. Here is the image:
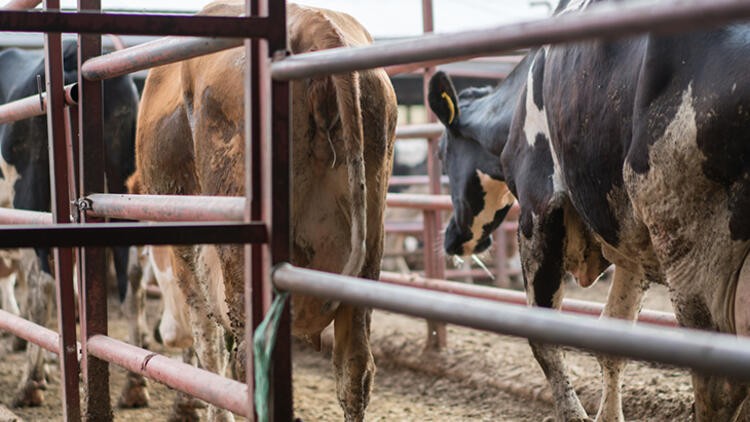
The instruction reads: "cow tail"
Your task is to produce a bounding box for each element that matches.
[332,71,367,277]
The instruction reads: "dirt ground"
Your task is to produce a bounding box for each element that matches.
[0,276,710,422]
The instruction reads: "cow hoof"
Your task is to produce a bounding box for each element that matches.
[168,397,206,422]
[12,379,46,407]
[11,335,27,352]
[117,373,150,408]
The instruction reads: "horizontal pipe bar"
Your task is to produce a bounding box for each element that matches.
[1,0,40,10]
[0,10,273,38]
[384,220,423,234]
[379,271,677,327]
[273,264,750,381]
[87,335,249,417]
[0,83,77,124]
[271,0,750,80]
[0,309,60,354]
[440,267,522,279]
[85,194,244,221]
[0,207,52,224]
[386,193,453,211]
[395,123,443,139]
[0,221,267,247]
[384,219,517,235]
[81,36,242,81]
[385,54,480,77]
[389,175,449,186]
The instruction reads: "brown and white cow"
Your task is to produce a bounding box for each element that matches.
[127,1,397,420]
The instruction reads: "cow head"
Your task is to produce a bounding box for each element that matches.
[428,71,515,257]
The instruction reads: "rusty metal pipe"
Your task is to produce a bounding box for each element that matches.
[0,10,274,39]
[87,335,250,417]
[395,123,443,139]
[0,222,267,248]
[272,0,750,80]
[0,208,52,224]
[81,36,242,81]
[85,193,244,221]
[273,264,750,381]
[1,0,40,9]
[389,175,449,186]
[386,193,453,211]
[0,83,77,124]
[0,309,60,353]
[379,271,678,327]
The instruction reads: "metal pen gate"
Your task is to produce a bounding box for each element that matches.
[0,0,292,420]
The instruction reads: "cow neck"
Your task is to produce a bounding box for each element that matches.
[457,54,533,160]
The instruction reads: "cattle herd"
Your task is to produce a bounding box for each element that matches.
[0,0,750,421]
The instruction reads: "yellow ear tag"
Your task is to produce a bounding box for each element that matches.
[441,92,456,125]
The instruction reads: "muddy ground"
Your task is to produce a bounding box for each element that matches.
[0,277,711,421]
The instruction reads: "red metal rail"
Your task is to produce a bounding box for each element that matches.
[0,208,52,224]
[0,0,40,10]
[87,335,250,417]
[0,309,61,353]
[0,83,77,124]
[85,193,245,221]
[379,271,678,327]
[386,192,452,211]
[0,10,275,38]
[81,36,242,81]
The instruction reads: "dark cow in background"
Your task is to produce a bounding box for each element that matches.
[429,0,750,420]
[0,41,140,407]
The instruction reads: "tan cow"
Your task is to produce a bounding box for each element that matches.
[127,1,397,420]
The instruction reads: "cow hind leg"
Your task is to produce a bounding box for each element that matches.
[686,251,750,421]
[595,266,647,422]
[172,246,234,422]
[0,271,25,351]
[519,210,590,422]
[13,267,54,407]
[118,247,151,409]
[333,305,374,422]
[169,347,205,422]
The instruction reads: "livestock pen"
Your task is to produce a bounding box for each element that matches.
[0,0,750,421]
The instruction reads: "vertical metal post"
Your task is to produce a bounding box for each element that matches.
[77,0,111,418]
[421,0,447,351]
[43,0,80,419]
[494,227,509,287]
[64,106,78,208]
[267,1,293,420]
[244,0,268,419]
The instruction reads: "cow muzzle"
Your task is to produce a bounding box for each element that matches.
[444,218,492,257]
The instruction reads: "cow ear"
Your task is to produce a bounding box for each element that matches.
[428,71,459,128]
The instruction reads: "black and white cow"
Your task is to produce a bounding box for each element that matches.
[429,0,750,420]
[0,41,141,407]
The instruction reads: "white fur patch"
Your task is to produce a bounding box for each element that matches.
[0,154,18,208]
[559,0,593,15]
[464,170,514,254]
[0,273,19,316]
[523,54,565,192]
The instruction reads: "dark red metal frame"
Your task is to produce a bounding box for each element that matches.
[0,0,291,420]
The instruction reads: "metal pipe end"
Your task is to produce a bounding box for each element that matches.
[270,262,294,289]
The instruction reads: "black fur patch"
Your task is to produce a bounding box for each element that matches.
[532,52,545,110]
[531,207,565,309]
